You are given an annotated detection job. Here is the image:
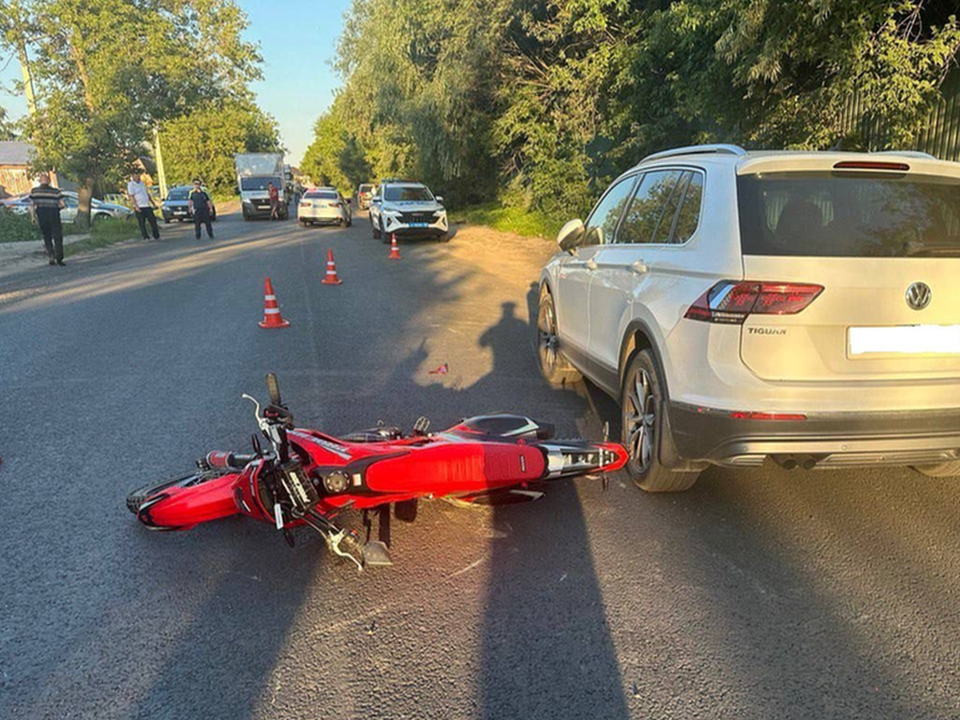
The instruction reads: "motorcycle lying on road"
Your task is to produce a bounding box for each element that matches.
[127,374,628,569]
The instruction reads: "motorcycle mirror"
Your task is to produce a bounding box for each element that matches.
[266,373,282,406]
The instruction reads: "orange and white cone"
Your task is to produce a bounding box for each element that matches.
[258,277,290,329]
[321,248,342,285]
[389,233,401,260]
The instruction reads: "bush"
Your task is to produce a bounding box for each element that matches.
[0,207,40,243]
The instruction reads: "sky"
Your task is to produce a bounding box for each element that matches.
[0,0,351,166]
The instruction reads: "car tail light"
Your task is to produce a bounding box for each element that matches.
[684,281,823,324]
[299,201,310,207]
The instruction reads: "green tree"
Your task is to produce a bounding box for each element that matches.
[0,0,262,227]
[309,0,960,220]
[301,99,372,192]
[159,97,281,196]
[0,107,17,140]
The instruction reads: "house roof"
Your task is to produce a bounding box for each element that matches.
[0,140,34,166]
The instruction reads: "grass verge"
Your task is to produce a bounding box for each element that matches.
[65,217,142,257]
[455,203,560,239]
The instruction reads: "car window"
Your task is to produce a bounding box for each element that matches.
[306,191,337,200]
[384,185,434,202]
[673,172,704,244]
[63,196,78,208]
[167,189,189,200]
[583,175,638,247]
[738,172,960,257]
[617,170,682,244]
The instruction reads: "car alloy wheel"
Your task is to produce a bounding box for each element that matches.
[624,367,656,473]
[537,300,562,374]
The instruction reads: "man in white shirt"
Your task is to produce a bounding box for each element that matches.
[126,172,160,240]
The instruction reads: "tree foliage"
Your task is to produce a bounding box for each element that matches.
[0,0,262,226]
[0,106,17,140]
[159,97,281,196]
[311,0,960,217]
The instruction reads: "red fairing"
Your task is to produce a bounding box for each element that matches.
[364,442,546,494]
[137,473,240,530]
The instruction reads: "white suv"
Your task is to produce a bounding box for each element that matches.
[369,181,449,242]
[538,144,960,491]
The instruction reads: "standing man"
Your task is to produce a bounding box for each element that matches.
[127,172,160,240]
[187,179,214,240]
[28,172,66,266]
[268,181,280,220]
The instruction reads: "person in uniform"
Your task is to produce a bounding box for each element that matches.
[188,179,214,240]
[28,172,66,266]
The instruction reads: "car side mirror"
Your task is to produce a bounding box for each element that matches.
[435,195,444,203]
[557,218,585,253]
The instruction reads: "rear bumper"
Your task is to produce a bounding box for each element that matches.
[669,402,960,469]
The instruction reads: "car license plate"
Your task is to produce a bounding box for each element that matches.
[849,325,960,356]
[409,222,428,227]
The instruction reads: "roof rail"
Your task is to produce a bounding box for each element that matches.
[872,150,937,160]
[640,144,748,164]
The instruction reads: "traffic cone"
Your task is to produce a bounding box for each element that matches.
[321,248,342,285]
[258,277,290,328]
[389,233,401,260]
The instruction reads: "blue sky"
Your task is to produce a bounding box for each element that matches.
[0,0,351,165]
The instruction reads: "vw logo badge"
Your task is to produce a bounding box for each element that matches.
[905,282,932,311]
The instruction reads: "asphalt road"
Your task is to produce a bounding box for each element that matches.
[1,208,958,720]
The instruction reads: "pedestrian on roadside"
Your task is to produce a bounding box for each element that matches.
[188,179,214,240]
[28,171,66,266]
[268,181,280,220]
[126,172,160,240]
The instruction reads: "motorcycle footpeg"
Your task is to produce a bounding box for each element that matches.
[362,540,394,567]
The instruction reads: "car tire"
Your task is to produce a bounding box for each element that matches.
[163,217,171,224]
[536,287,582,387]
[372,218,381,239]
[621,350,700,493]
[913,461,960,477]
[346,218,352,228]
[380,222,389,244]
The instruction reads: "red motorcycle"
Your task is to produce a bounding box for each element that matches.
[127,374,628,569]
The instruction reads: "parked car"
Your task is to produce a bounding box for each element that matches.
[1,192,132,222]
[369,181,448,242]
[161,185,217,224]
[356,183,375,209]
[298,187,352,227]
[538,144,960,491]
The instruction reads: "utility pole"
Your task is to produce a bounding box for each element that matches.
[18,44,36,115]
[153,125,168,199]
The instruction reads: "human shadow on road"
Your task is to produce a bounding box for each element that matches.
[406,299,631,719]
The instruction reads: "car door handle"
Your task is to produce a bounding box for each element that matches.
[585,258,598,271]
[630,259,649,274]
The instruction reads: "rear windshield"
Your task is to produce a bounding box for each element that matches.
[738,172,960,258]
[241,177,282,191]
[358,184,373,192]
[384,185,433,202]
[305,191,337,200]
[167,188,189,200]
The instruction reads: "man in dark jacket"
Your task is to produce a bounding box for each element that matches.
[28,172,66,266]
[187,180,214,240]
